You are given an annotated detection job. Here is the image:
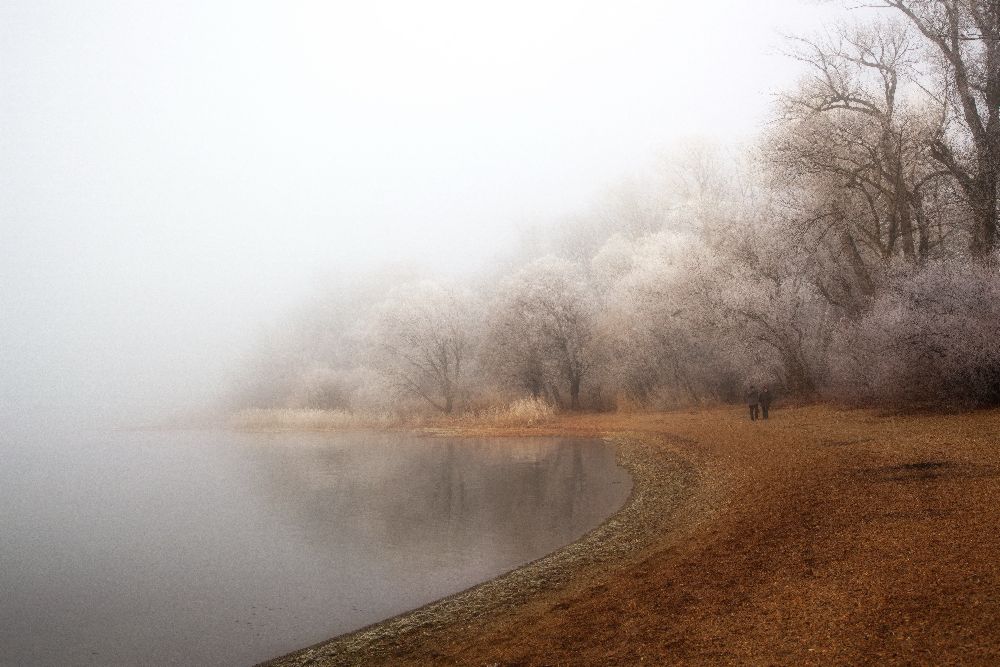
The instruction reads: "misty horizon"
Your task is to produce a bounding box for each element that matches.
[1,1,851,425]
[7,2,1000,665]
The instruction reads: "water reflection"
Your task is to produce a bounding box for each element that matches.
[0,429,630,666]
[249,435,624,563]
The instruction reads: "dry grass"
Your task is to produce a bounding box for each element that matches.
[228,408,394,431]
[461,397,557,427]
[262,404,1000,666]
[230,398,559,433]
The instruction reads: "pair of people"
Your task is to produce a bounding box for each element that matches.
[746,385,772,421]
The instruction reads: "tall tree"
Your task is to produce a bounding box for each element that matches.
[879,0,1000,255]
[779,22,944,262]
[485,258,596,410]
[369,281,476,414]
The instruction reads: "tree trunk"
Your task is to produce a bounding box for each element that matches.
[896,186,916,260]
[971,162,999,257]
[783,347,815,396]
[569,376,581,410]
[889,145,916,261]
[839,229,875,309]
[914,192,931,261]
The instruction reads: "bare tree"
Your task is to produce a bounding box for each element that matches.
[591,232,734,405]
[484,257,596,409]
[368,281,477,414]
[875,0,1000,256]
[777,21,948,263]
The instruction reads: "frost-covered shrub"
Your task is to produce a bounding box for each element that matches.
[830,260,1000,407]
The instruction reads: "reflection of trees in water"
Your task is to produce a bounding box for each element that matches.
[234,434,629,567]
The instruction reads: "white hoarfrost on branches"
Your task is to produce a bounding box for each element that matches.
[368,281,479,414]
[831,259,1000,407]
[591,232,733,406]
[232,5,1000,417]
[483,257,597,410]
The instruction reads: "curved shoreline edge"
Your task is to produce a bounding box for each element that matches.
[253,406,1000,665]
[257,431,699,667]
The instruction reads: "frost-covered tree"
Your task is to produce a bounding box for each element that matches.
[772,20,951,268]
[368,281,478,414]
[230,2,1000,416]
[591,232,735,405]
[877,0,1000,256]
[483,257,597,409]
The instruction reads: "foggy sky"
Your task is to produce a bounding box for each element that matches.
[0,1,850,424]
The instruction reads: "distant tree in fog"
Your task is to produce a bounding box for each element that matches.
[368,281,478,414]
[233,2,1000,417]
[483,257,596,409]
[590,233,732,405]
[659,139,738,237]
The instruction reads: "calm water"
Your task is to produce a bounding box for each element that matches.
[0,425,630,666]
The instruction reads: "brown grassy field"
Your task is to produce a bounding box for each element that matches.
[262,404,1000,666]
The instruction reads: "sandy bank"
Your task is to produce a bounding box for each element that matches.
[259,406,1000,666]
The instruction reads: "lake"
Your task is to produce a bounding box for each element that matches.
[0,425,631,666]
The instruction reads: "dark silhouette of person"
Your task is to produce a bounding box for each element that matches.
[759,386,772,420]
[746,385,759,421]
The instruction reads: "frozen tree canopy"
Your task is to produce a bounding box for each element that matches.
[228,1,1000,417]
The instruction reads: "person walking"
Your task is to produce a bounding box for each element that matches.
[759,386,772,420]
[746,385,759,421]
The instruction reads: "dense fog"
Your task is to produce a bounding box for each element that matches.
[4,2,997,426]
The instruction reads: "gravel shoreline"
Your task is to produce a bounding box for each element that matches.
[257,431,699,667]
[255,406,1000,665]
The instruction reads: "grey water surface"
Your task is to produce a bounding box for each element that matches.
[0,425,630,666]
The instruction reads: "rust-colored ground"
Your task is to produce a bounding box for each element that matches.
[266,405,1000,666]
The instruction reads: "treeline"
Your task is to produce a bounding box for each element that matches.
[234,1,1000,416]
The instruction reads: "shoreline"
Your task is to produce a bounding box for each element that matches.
[257,428,701,667]
[258,406,1000,665]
